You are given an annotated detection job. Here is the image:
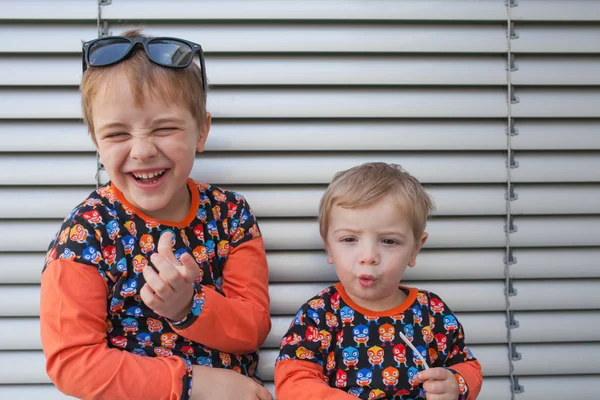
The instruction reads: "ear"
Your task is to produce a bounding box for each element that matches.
[408,232,428,268]
[325,242,334,265]
[196,112,211,152]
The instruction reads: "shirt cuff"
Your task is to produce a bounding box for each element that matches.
[181,360,193,400]
[446,368,469,400]
[169,284,205,330]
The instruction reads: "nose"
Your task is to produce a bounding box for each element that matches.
[359,243,379,265]
[130,136,158,161]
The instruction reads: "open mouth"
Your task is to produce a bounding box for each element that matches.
[131,169,167,184]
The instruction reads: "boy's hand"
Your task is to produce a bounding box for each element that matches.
[141,232,201,321]
[190,366,272,400]
[413,368,459,400]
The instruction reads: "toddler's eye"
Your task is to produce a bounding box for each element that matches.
[382,238,398,245]
[341,237,356,243]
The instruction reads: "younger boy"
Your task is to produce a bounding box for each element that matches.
[40,30,272,400]
[275,162,482,399]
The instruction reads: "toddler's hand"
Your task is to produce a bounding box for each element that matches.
[190,366,272,400]
[141,231,201,321]
[413,367,459,400]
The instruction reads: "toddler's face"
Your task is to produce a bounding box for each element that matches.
[325,196,426,312]
[91,73,210,221]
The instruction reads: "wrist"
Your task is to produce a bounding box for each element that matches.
[170,297,193,322]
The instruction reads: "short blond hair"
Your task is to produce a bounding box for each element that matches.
[319,162,435,241]
[80,28,207,139]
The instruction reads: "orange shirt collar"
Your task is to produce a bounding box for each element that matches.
[110,178,200,228]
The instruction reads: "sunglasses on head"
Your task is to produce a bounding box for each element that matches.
[82,36,207,92]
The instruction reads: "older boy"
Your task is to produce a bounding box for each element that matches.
[40,30,272,400]
[275,162,482,399]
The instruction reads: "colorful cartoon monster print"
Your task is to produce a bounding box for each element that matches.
[367,346,385,369]
[341,306,355,327]
[378,323,395,346]
[411,305,423,326]
[382,366,399,389]
[342,347,359,370]
[443,315,459,334]
[106,220,120,240]
[392,344,407,367]
[356,368,373,387]
[353,324,369,347]
[335,369,348,388]
[325,312,339,329]
[430,297,445,315]
[121,317,138,336]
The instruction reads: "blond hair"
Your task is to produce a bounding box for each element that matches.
[319,162,434,241]
[80,28,207,139]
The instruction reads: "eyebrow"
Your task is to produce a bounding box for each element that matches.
[151,117,186,125]
[97,122,128,131]
[333,228,407,238]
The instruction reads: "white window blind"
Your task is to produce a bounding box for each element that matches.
[0,0,599,398]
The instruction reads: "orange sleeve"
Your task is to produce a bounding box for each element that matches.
[172,237,271,355]
[451,360,483,400]
[275,360,355,400]
[40,259,189,400]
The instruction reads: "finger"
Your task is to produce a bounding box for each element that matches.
[179,252,202,282]
[256,386,273,400]
[143,264,172,298]
[423,378,446,394]
[150,253,186,290]
[157,231,179,265]
[415,367,448,383]
[139,283,164,308]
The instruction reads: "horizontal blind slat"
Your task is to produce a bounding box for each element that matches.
[0,218,508,252]
[3,121,600,152]
[3,218,600,252]
[3,280,599,317]
[0,88,508,119]
[1,344,599,383]
[7,56,600,87]
[0,153,510,185]
[0,24,507,54]
[3,376,600,400]
[103,0,507,21]
[5,248,600,284]
[6,311,598,351]
[512,25,600,54]
[5,185,600,218]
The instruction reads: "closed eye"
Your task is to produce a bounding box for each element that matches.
[104,132,129,139]
[154,127,180,134]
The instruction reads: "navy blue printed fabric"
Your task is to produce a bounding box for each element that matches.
[276,285,476,399]
[43,180,263,398]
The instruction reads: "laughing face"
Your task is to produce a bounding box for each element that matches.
[92,72,210,222]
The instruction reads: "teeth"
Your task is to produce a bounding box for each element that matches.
[133,169,165,179]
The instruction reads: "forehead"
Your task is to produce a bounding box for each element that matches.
[92,71,193,124]
[328,197,412,232]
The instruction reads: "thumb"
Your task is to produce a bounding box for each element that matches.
[178,252,202,282]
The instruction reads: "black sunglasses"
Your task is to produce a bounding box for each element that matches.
[82,36,207,92]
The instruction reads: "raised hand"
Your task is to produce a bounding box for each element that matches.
[140,231,201,321]
[413,367,460,400]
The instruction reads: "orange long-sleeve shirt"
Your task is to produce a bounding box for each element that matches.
[40,180,270,400]
[275,359,482,400]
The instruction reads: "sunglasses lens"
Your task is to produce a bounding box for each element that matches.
[88,38,132,66]
[148,39,194,67]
